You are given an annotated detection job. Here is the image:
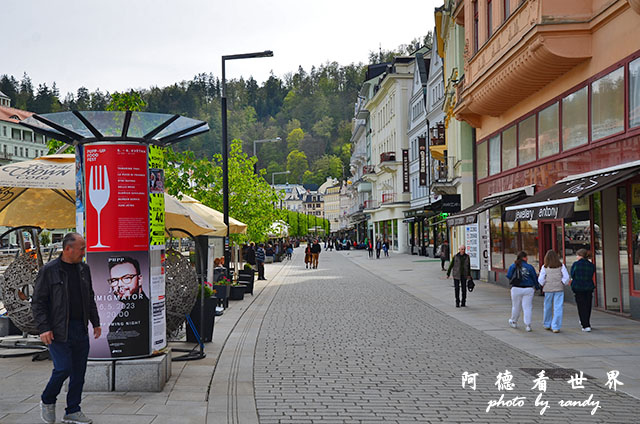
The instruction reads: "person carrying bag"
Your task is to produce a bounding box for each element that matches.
[506,251,538,332]
[446,245,472,308]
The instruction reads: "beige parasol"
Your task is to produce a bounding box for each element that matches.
[0,154,222,236]
[179,194,248,235]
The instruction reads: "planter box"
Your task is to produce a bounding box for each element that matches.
[186,297,216,343]
[212,284,230,309]
[229,285,247,301]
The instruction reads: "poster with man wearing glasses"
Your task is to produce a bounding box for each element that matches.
[86,251,150,359]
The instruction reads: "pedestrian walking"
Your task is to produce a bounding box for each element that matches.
[570,248,596,332]
[439,240,450,271]
[311,239,321,269]
[304,242,312,268]
[383,240,389,257]
[538,250,569,332]
[375,238,382,259]
[246,242,256,270]
[256,243,266,280]
[506,251,539,332]
[446,245,472,307]
[367,239,373,258]
[32,233,100,424]
[286,244,293,260]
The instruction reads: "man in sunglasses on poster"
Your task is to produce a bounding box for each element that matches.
[106,256,149,358]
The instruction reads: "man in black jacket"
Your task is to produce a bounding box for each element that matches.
[446,245,472,308]
[32,233,100,424]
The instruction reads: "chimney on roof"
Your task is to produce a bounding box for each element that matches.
[0,91,10,108]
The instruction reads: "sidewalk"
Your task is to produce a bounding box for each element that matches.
[0,258,291,424]
[341,248,640,400]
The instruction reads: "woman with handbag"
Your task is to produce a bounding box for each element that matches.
[570,249,596,332]
[538,250,569,333]
[506,251,538,332]
[304,242,312,269]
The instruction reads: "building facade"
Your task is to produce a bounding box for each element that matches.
[0,92,49,164]
[361,58,414,252]
[324,184,341,233]
[447,0,640,317]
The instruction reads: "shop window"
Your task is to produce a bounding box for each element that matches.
[618,187,631,313]
[592,193,605,308]
[538,102,559,159]
[473,1,479,53]
[487,0,493,38]
[631,183,640,293]
[504,221,518,267]
[477,141,488,179]
[490,206,504,269]
[521,221,539,271]
[591,67,624,141]
[518,115,536,165]
[630,57,640,128]
[489,135,500,175]
[562,86,588,150]
[502,125,516,171]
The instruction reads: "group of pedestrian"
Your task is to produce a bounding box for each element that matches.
[304,239,322,269]
[365,237,390,259]
[241,242,267,280]
[444,245,595,333]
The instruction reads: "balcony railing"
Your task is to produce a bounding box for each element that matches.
[433,156,458,183]
[363,199,379,210]
[380,152,396,162]
[430,123,445,146]
[381,192,395,204]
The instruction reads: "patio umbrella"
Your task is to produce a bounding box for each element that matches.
[0,154,221,236]
[0,155,76,228]
[178,194,248,235]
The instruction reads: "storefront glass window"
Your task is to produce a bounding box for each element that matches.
[518,115,536,165]
[490,206,504,269]
[477,141,488,179]
[592,67,624,141]
[562,86,588,150]
[631,57,640,128]
[564,218,591,278]
[592,193,605,308]
[489,135,500,176]
[631,183,640,292]
[521,221,539,271]
[502,125,517,171]
[538,102,559,159]
[618,186,630,313]
[504,221,518,267]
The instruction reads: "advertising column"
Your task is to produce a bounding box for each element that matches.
[82,144,152,359]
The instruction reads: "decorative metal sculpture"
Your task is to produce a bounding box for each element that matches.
[164,249,198,337]
[0,254,39,335]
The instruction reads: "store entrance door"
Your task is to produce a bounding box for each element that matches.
[539,220,564,262]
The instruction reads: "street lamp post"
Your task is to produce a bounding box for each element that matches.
[253,137,281,157]
[271,170,291,186]
[222,50,273,277]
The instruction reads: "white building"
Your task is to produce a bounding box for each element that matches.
[273,184,306,212]
[0,92,49,164]
[361,57,414,253]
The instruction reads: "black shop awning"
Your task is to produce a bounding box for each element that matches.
[504,162,640,222]
[447,190,529,227]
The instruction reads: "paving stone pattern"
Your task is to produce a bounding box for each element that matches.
[254,252,638,423]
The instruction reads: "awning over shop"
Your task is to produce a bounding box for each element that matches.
[447,189,529,227]
[504,161,640,222]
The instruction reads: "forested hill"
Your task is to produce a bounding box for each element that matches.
[1,35,430,185]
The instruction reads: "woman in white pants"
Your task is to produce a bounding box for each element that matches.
[505,251,539,332]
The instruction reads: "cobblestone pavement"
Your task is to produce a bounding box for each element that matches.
[254,250,638,424]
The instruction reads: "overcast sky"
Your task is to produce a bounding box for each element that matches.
[2,0,438,97]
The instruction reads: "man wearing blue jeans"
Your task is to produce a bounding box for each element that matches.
[32,233,101,424]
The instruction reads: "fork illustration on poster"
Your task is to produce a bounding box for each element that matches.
[88,165,110,248]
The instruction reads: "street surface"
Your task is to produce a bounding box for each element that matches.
[1,248,639,423]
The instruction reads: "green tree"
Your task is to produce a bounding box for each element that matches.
[107,90,147,111]
[286,128,305,152]
[286,149,309,183]
[165,139,282,243]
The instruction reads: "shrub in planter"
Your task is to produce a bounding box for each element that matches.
[187,282,216,343]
